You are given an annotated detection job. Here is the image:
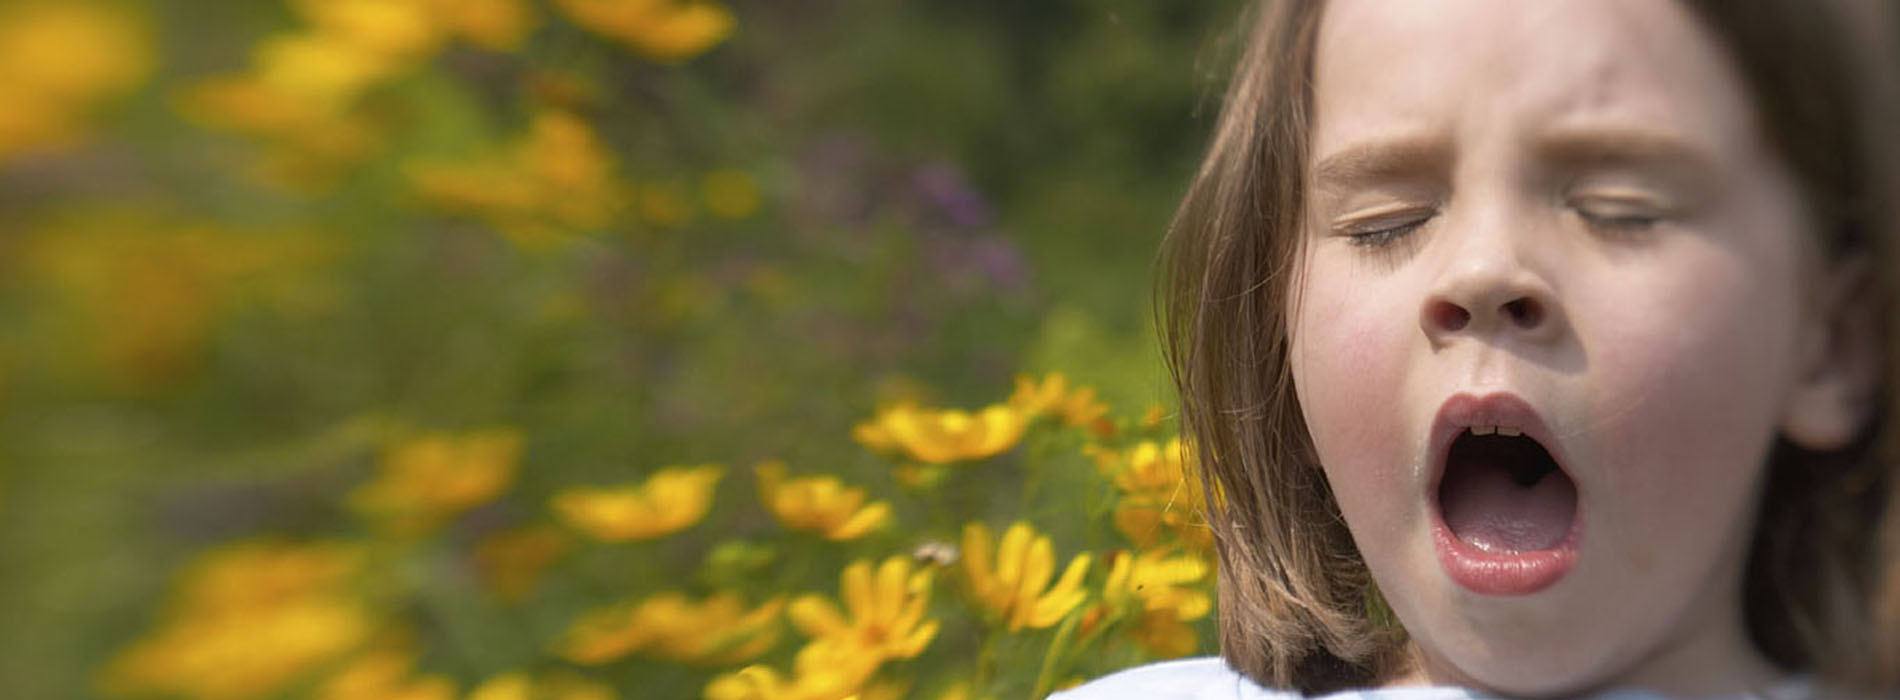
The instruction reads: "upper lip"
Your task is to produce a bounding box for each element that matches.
[1425,392,1575,503]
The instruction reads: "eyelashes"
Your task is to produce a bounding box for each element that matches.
[1333,209,1436,264]
[1342,215,1432,248]
[1328,199,1665,258]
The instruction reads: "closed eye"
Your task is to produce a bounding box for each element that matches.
[1338,210,1434,248]
[1570,196,1664,233]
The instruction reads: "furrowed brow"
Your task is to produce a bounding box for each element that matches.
[1535,128,1717,174]
[1312,137,1449,194]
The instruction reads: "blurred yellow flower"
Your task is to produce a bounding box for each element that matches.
[468,670,618,700]
[1090,438,1213,549]
[0,2,150,158]
[788,556,939,661]
[1009,373,1111,431]
[559,591,783,666]
[554,0,735,62]
[102,541,373,700]
[552,464,723,541]
[409,110,626,248]
[756,461,891,540]
[290,0,443,61]
[1105,438,1190,494]
[1140,402,1170,429]
[853,403,1028,464]
[703,639,879,700]
[473,526,572,601]
[180,0,533,190]
[26,217,338,391]
[350,428,525,533]
[961,521,1091,631]
[315,646,456,700]
[1099,546,1214,659]
[1101,550,1211,621]
[436,0,539,50]
[1126,609,1199,659]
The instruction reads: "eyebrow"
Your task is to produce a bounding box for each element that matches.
[1311,127,1719,194]
[1533,127,1717,172]
[1311,136,1450,193]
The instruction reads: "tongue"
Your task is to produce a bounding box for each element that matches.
[1440,453,1576,553]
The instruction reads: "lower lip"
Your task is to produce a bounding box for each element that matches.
[1430,516,1580,596]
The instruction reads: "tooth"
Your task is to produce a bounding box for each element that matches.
[1470,425,1496,436]
[1496,426,1522,437]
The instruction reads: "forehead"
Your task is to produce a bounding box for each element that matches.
[1310,0,1759,161]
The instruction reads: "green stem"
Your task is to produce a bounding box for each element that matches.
[973,627,1001,693]
[1032,608,1085,699]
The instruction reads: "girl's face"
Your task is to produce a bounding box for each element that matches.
[1291,0,1856,694]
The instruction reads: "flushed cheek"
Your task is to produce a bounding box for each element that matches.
[1292,273,1420,532]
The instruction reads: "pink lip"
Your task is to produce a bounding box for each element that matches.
[1426,392,1583,596]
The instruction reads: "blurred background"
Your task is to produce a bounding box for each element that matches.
[0,0,1244,697]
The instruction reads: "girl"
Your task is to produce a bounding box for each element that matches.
[1060,0,1899,697]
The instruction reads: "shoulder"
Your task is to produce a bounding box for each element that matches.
[1048,658,1296,700]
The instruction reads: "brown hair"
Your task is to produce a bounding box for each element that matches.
[1157,0,1900,692]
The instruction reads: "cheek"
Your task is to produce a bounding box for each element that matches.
[1577,238,1802,571]
[1291,265,1420,527]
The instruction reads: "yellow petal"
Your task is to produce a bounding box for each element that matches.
[1014,537,1056,616]
[872,557,908,627]
[1027,554,1092,628]
[961,523,994,598]
[839,560,875,624]
[787,595,847,638]
[826,501,889,541]
[995,523,1033,593]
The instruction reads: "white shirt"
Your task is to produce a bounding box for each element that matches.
[1050,657,1819,700]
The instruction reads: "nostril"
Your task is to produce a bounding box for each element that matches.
[1504,298,1542,328]
[1428,300,1472,332]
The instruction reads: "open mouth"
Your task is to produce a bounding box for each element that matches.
[1438,427,1576,553]
[1427,393,1582,596]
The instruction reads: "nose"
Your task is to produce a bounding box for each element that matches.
[1419,249,1563,346]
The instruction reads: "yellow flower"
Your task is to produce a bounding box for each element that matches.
[1140,403,1170,429]
[1112,495,1213,551]
[473,526,572,601]
[553,0,735,62]
[25,216,338,391]
[1127,609,1199,659]
[1093,438,1213,549]
[788,556,939,661]
[177,0,529,190]
[315,647,456,700]
[756,461,891,540]
[290,0,442,60]
[408,110,625,248]
[961,521,1091,631]
[558,591,782,666]
[854,403,1028,464]
[551,464,722,541]
[468,670,617,700]
[1009,373,1110,431]
[434,0,539,50]
[0,3,149,158]
[1101,550,1211,621]
[101,541,373,700]
[703,639,879,700]
[350,428,524,534]
[1108,438,1191,493]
